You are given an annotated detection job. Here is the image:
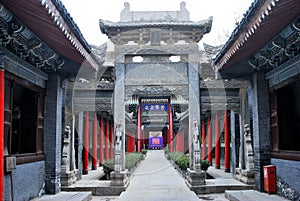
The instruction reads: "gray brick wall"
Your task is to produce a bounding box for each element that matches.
[271,158,300,200]
[252,72,271,192]
[44,73,62,194]
[4,161,45,201]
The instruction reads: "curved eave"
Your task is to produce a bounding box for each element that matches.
[2,0,98,71]
[99,17,213,36]
[214,0,300,71]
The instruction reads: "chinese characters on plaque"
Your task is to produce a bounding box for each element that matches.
[142,103,168,111]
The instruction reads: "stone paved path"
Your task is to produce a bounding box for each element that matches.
[118,150,200,201]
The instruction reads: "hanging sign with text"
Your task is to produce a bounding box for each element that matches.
[142,103,168,111]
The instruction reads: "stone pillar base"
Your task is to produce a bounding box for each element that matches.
[235,168,254,185]
[186,168,206,189]
[61,169,78,187]
[110,170,129,187]
[225,168,230,173]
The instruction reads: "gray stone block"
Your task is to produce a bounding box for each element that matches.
[110,170,129,187]
[186,168,206,187]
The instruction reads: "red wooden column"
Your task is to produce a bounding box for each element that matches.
[132,133,135,152]
[207,116,212,165]
[83,111,89,174]
[99,116,104,165]
[127,134,130,152]
[181,131,184,152]
[0,59,5,200]
[201,120,206,160]
[92,113,98,170]
[127,134,135,153]
[176,133,179,152]
[176,131,183,152]
[110,122,114,159]
[141,129,144,150]
[224,110,230,172]
[215,112,220,169]
[137,105,142,152]
[105,118,109,160]
[168,102,173,152]
[180,132,183,152]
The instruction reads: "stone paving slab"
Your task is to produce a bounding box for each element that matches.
[91,196,119,201]
[30,192,92,201]
[118,150,200,201]
[225,190,290,201]
[198,193,228,201]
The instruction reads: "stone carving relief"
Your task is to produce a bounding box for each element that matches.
[116,44,200,55]
[192,118,201,171]
[125,62,188,86]
[249,17,300,72]
[175,109,189,121]
[125,111,134,121]
[110,124,129,187]
[235,123,254,184]
[244,124,254,172]
[120,1,190,23]
[0,4,64,72]
[61,124,78,186]
[127,85,188,98]
[114,124,123,172]
[62,125,71,173]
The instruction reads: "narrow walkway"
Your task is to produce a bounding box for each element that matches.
[118,150,200,201]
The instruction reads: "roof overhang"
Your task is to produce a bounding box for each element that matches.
[214,0,300,77]
[2,0,98,71]
[99,17,213,44]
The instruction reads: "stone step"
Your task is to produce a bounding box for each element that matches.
[225,190,290,201]
[190,179,254,194]
[62,180,126,196]
[30,192,92,201]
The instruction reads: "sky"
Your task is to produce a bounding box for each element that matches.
[61,0,254,47]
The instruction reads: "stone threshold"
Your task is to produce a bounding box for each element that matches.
[30,192,92,201]
[225,190,290,201]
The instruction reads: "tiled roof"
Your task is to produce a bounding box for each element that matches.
[50,0,91,53]
[213,0,262,65]
[38,0,100,69]
[100,18,213,34]
[212,0,300,69]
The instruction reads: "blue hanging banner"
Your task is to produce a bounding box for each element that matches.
[148,131,163,149]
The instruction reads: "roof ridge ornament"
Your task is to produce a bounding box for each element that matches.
[179,2,189,21]
[120,2,131,22]
[120,1,190,22]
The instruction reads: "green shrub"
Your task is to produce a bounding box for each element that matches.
[175,154,189,171]
[168,152,210,172]
[103,159,114,175]
[125,152,143,171]
[168,152,190,172]
[142,149,148,155]
[168,151,184,162]
[102,152,143,176]
[201,160,210,171]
